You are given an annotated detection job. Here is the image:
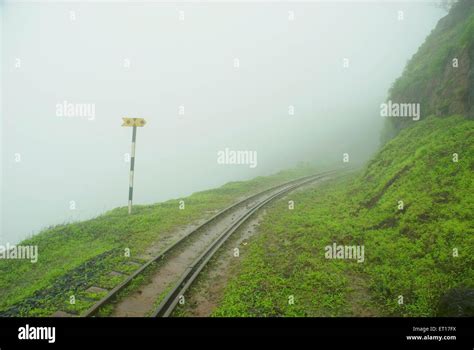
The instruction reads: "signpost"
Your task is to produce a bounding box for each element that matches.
[122,117,147,214]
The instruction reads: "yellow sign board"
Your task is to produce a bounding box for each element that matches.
[122,118,146,127]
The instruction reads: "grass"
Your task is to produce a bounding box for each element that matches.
[0,164,322,316]
[214,115,474,317]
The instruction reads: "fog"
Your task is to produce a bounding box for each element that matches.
[1,1,445,244]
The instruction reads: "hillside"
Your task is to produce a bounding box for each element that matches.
[382,0,474,141]
[214,115,473,317]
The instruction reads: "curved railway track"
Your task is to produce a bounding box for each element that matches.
[82,169,339,317]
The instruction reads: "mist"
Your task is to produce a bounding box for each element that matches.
[1,1,445,244]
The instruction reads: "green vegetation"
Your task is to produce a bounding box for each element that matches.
[214,116,474,317]
[0,165,319,316]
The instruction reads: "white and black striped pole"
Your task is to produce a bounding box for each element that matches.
[128,125,136,214]
[122,117,147,215]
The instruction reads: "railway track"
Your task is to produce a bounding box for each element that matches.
[82,169,339,317]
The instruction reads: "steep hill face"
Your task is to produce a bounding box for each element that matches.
[382,0,474,141]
